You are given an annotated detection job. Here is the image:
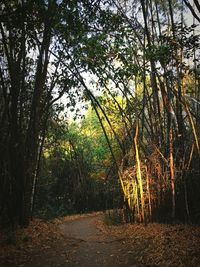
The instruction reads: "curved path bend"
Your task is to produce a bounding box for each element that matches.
[5,213,137,267]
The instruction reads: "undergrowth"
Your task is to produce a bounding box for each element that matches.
[103,210,124,225]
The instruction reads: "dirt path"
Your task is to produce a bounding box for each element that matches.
[2,213,200,266]
[58,214,134,267]
[20,213,136,267]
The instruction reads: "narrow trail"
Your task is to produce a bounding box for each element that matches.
[27,213,136,267]
[58,214,134,267]
[1,213,200,266]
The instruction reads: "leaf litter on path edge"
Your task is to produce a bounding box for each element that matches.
[0,213,200,266]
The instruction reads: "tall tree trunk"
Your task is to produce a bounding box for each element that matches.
[21,3,53,226]
[169,126,176,219]
[134,121,145,222]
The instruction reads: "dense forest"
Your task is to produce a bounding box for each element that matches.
[0,0,200,228]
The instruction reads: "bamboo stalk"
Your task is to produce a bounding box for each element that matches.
[169,127,176,219]
[182,98,200,157]
[134,121,145,222]
[146,166,152,220]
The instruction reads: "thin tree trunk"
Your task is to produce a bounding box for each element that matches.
[146,166,152,221]
[134,121,145,222]
[169,127,176,219]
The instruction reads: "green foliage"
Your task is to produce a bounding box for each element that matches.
[35,105,122,218]
[1,0,200,228]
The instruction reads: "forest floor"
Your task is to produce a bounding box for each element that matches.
[1,212,200,267]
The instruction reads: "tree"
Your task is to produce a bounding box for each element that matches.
[0,0,123,226]
[34,105,122,218]
[1,0,200,227]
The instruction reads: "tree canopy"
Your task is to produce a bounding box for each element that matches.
[0,0,200,227]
